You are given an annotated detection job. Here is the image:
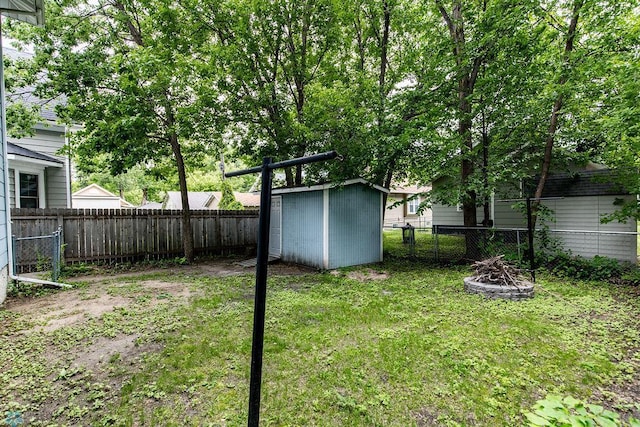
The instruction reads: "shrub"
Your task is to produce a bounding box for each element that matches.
[539,252,624,282]
[218,181,244,210]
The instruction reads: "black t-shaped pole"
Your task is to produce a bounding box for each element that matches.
[225,151,338,427]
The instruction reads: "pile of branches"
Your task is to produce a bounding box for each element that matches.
[471,255,527,288]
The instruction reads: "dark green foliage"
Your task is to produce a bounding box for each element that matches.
[4,0,639,224]
[539,253,625,282]
[218,181,244,210]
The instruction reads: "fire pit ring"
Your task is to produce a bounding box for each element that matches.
[463,277,534,300]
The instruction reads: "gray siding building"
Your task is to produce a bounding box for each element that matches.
[4,47,72,210]
[7,124,72,209]
[269,179,388,269]
[431,170,637,263]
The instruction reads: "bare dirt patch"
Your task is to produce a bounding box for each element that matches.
[73,334,140,370]
[341,268,389,281]
[0,257,314,425]
[5,258,312,332]
[6,290,133,332]
[6,280,193,333]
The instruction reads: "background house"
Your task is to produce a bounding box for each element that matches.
[269,178,387,269]
[139,201,163,209]
[5,47,72,210]
[385,184,432,228]
[72,183,134,209]
[431,169,637,262]
[211,191,260,209]
[162,190,260,210]
[162,191,215,210]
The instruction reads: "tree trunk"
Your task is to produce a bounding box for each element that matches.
[285,168,294,187]
[379,0,390,97]
[169,132,195,263]
[438,0,483,258]
[378,0,392,220]
[164,98,194,262]
[531,0,583,227]
[381,158,396,221]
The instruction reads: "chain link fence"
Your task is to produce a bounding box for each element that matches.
[384,225,638,267]
[12,227,63,281]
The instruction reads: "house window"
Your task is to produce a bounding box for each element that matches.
[19,173,39,208]
[407,197,419,215]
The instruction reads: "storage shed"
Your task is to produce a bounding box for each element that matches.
[269,178,388,269]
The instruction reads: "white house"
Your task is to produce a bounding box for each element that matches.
[385,184,432,228]
[7,128,72,209]
[1,6,50,303]
[72,183,134,209]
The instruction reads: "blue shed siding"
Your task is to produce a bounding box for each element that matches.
[328,185,381,269]
[281,191,324,268]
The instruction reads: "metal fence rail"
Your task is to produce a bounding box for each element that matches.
[385,226,639,266]
[383,218,432,229]
[433,226,529,262]
[13,227,63,281]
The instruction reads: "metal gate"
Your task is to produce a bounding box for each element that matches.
[12,227,63,281]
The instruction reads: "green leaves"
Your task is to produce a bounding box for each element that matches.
[4,0,638,223]
[525,394,639,427]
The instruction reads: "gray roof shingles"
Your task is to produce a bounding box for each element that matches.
[7,141,63,164]
[526,170,629,198]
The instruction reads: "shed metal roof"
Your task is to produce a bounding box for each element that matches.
[272,178,389,195]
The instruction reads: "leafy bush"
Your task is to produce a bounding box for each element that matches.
[539,252,624,282]
[525,395,640,427]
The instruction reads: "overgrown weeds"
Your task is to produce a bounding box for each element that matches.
[1,260,639,425]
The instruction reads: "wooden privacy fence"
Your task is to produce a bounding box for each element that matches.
[11,208,259,264]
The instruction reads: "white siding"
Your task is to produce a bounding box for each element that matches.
[435,195,637,262]
[541,196,636,263]
[385,195,405,225]
[0,133,8,303]
[432,203,484,226]
[8,169,15,208]
[72,197,121,209]
[10,126,65,157]
[10,126,70,208]
[539,196,635,232]
[46,167,69,208]
[385,194,433,228]
[493,202,526,228]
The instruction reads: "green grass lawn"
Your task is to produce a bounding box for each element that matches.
[383,228,467,261]
[383,228,527,263]
[124,270,640,426]
[2,261,640,425]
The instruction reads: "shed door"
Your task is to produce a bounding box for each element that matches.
[269,196,282,257]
